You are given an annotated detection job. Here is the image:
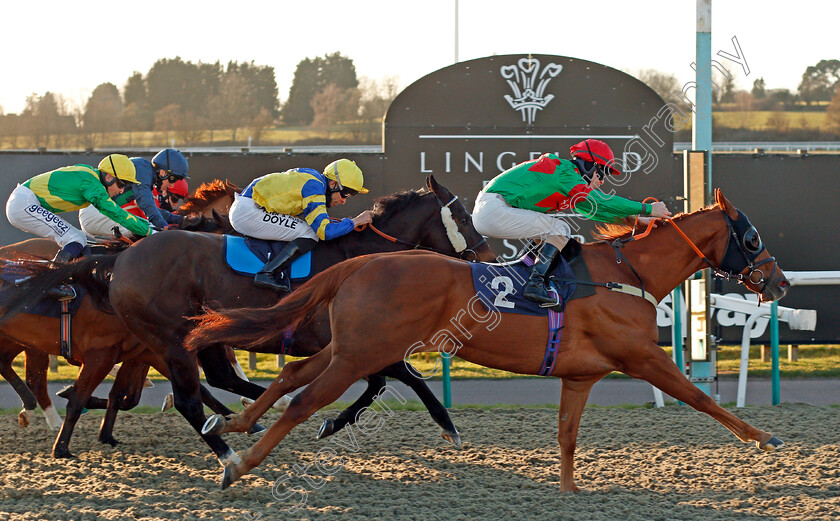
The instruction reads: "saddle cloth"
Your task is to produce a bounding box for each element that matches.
[223,235,312,279]
[0,262,86,318]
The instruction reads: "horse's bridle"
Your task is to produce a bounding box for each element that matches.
[361,194,487,261]
[663,208,778,293]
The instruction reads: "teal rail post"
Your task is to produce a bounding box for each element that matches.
[442,353,452,408]
[672,286,684,373]
[771,301,780,405]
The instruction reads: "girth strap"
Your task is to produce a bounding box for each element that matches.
[60,300,72,360]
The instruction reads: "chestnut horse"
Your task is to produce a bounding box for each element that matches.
[185,189,791,490]
[1,177,495,467]
[0,181,239,454]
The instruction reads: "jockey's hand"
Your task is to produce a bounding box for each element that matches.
[649,201,672,219]
[637,216,658,227]
[352,210,374,228]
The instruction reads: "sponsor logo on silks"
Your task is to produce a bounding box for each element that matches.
[500,57,563,125]
[26,204,70,236]
[262,212,299,229]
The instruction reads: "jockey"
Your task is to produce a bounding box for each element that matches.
[229,158,373,293]
[5,154,152,262]
[472,139,672,305]
[79,148,188,236]
[158,178,189,212]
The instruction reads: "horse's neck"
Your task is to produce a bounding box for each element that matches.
[615,211,728,302]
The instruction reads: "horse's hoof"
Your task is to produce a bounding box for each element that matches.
[56,386,73,400]
[758,435,785,451]
[241,397,254,408]
[143,378,154,389]
[273,395,292,412]
[317,419,335,440]
[99,436,120,447]
[442,429,462,447]
[202,414,227,436]
[221,463,240,490]
[53,448,75,459]
[248,422,266,435]
[17,409,33,428]
[161,393,174,412]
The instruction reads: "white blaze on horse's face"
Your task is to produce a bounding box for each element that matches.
[440,206,467,253]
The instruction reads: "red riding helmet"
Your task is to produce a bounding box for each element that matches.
[168,179,189,197]
[570,139,622,175]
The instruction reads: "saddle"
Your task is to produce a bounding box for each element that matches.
[1,261,84,360]
[223,235,312,280]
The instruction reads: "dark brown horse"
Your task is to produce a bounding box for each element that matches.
[0,182,239,453]
[2,177,495,466]
[185,189,790,490]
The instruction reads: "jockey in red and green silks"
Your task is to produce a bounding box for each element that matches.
[473,139,672,305]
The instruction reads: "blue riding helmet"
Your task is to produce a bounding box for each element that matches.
[151,148,190,179]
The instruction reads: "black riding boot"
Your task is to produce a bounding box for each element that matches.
[523,243,562,306]
[254,238,317,293]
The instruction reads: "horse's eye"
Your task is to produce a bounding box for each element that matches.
[460,218,468,225]
[742,228,762,252]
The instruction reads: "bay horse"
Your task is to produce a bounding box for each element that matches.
[185,189,791,490]
[0,181,240,453]
[1,176,495,466]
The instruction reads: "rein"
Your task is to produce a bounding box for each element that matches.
[356,195,487,261]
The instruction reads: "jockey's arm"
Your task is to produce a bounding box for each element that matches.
[83,185,152,236]
[132,181,175,229]
[302,197,354,240]
[574,188,653,223]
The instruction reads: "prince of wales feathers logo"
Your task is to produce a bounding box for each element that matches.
[500,58,563,125]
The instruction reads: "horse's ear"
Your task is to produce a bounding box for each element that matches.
[715,188,738,219]
[426,175,448,197]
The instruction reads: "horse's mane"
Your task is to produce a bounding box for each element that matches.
[177,179,241,215]
[371,189,428,223]
[591,203,721,242]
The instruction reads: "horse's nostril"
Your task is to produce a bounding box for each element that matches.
[779,279,790,288]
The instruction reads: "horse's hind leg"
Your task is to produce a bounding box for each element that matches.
[557,376,601,493]
[52,351,119,458]
[316,374,385,440]
[24,349,62,429]
[199,345,268,400]
[0,345,38,427]
[625,344,782,450]
[222,355,364,489]
[203,347,334,436]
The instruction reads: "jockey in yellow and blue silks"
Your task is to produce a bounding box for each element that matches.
[5,154,152,263]
[229,158,373,293]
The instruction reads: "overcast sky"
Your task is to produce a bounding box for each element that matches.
[0,0,834,114]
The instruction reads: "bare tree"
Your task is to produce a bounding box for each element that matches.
[83,83,123,148]
[154,103,181,144]
[310,83,360,139]
[827,86,840,133]
[634,69,682,105]
[206,72,258,143]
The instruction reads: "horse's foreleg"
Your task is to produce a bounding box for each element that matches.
[203,347,334,436]
[24,349,62,429]
[223,356,361,489]
[377,362,460,446]
[557,376,600,493]
[316,374,385,440]
[625,345,782,450]
[199,346,269,400]
[98,360,149,446]
[52,352,118,458]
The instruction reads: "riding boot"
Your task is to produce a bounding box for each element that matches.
[52,242,85,264]
[523,243,562,306]
[254,238,318,293]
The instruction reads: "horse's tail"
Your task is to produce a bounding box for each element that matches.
[186,254,376,353]
[0,255,118,324]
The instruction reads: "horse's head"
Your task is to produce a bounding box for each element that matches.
[369,175,495,262]
[177,210,234,234]
[714,188,789,302]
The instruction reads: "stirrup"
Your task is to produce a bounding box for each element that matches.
[523,280,559,307]
[45,284,76,301]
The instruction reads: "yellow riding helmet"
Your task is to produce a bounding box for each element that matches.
[98,154,139,184]
[323,159,368,194]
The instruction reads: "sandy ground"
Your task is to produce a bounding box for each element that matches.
[0,404,838,521]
